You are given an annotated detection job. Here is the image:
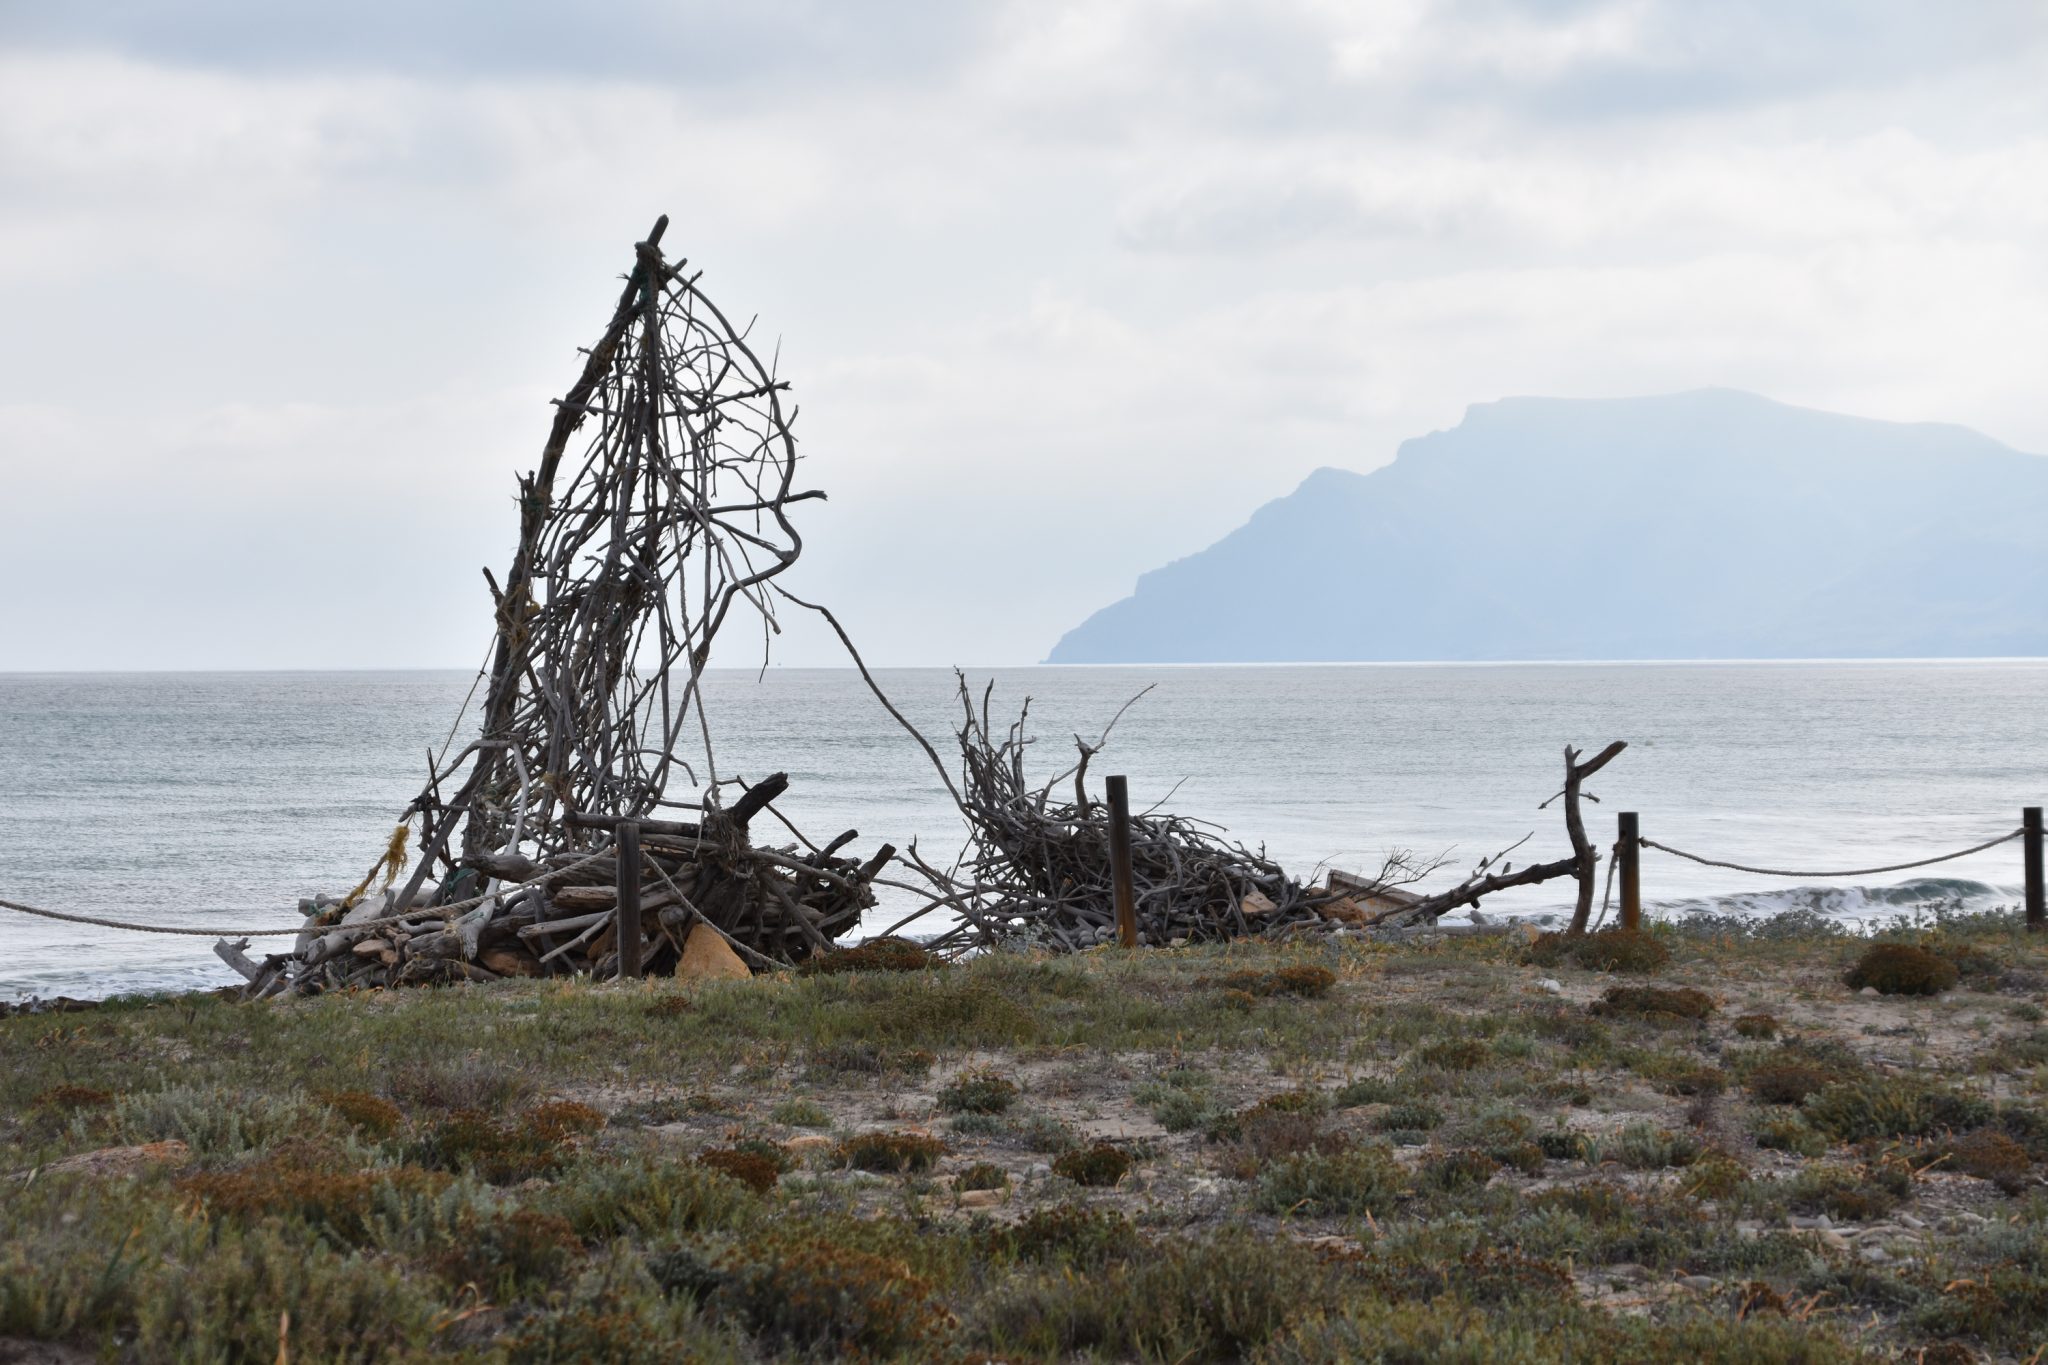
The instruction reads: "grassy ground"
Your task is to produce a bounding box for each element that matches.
[4,911,2047,1363]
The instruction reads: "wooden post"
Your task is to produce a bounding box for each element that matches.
[616,820,643,978]
[2026,806,2044,933]
[1617,811,1641,932]
[1106,775,1139,948]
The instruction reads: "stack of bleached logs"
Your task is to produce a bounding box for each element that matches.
[216,773,893,998]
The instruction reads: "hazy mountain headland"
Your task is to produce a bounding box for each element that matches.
[1049,389,2048,664]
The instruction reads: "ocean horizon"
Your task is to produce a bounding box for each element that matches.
[3,658,2043,1001]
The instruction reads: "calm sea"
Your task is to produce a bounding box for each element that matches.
[3,662,2043,1001]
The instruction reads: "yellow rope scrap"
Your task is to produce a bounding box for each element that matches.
[341,823,412,910]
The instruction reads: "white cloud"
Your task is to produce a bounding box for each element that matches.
[0,2,2045,668]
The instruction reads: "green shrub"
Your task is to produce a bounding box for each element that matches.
[1532,927,1671,973]
[836,1131,945,1173]
[1591,985,1715,1021]
[994,1205,1143,1266]
[1922,1128,2032,1193]
[315,1090,402,1139]
[415,1102,600,1184]
[1254,1145,1405,1216]
[956,1161,1010,1192]
[176,1150,448,1246]
[1602,1121,1700,1170]
[1410,1039,1489,1072]
[1374,1101,1445,1133]
[696,1146,783,1193]
[435,1209,582,1293]
[540,1157,757,1240]
[1747,1062,1838,1106]
[31,1084,114,1112]
[1844,944,1958,996]
[1802,1077,1991,1142]
[1421,1148,1500,1194]
[1753,1114,1828,1157]
[1146,1088,1221,1133]
[1788,1159,1912,1221]
[718,1235,948,1357]
[1334,1077,1402,1108]
[1053,1143,1132,1188]
[1218,965,1338,999]
[798,935,935,975]
[768,1097,832,1128]
[936,1068,1020,1115]
[976,1227,1324,1361]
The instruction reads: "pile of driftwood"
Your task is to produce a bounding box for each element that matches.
[877,679,1447,954]
[219,773,894,998]
[216,217,901,998]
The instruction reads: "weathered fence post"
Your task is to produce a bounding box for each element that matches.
[2026,806,2044,933]
[1106,775,1139,948]
[616,820,643,978]
[1618,811,1641,932]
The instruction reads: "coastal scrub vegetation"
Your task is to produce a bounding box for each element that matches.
[3,906,2046,1361]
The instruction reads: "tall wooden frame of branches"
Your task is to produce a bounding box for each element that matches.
[393,216,817,912]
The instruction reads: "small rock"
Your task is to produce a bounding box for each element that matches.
[1819,1231,1851,1252]
[1607,1263,1650,1283]
[1168,937,1188,948]
[1860,1245,1891,1263]
[956,1188,1004,1209]
[1897,1212,1926,1229]
[677,924,751,982]
[1787,1215,1824,1230]
[1859,986,1880,997]
[1536,978,1566,996]
[1814,1214,1833,1229]
[1735,1220,1762,1241]
[1024,1162,1051,1180]
[1679,1275,1716,1292]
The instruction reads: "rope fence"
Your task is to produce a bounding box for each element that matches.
[0,850,613,940]
[1607,805,2046,934]
[1,808,2042,953]
[1639,829,2023,880]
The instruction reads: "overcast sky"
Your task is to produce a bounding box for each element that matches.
[2,0,2045,670]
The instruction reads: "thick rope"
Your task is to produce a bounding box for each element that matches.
[1638,829,2022,880]
[0,850,613,939]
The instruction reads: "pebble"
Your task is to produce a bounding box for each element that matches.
[1898,1213,1927,1230]
[1860,1245,1891,1263]
[1679,1275,1716,1292]
[1859,986,1880,997]
[1536,978,1566,996]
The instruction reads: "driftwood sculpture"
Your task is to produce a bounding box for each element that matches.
[212,217,1633,999]
[218,217,892,997]
[875,678,1448,954]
